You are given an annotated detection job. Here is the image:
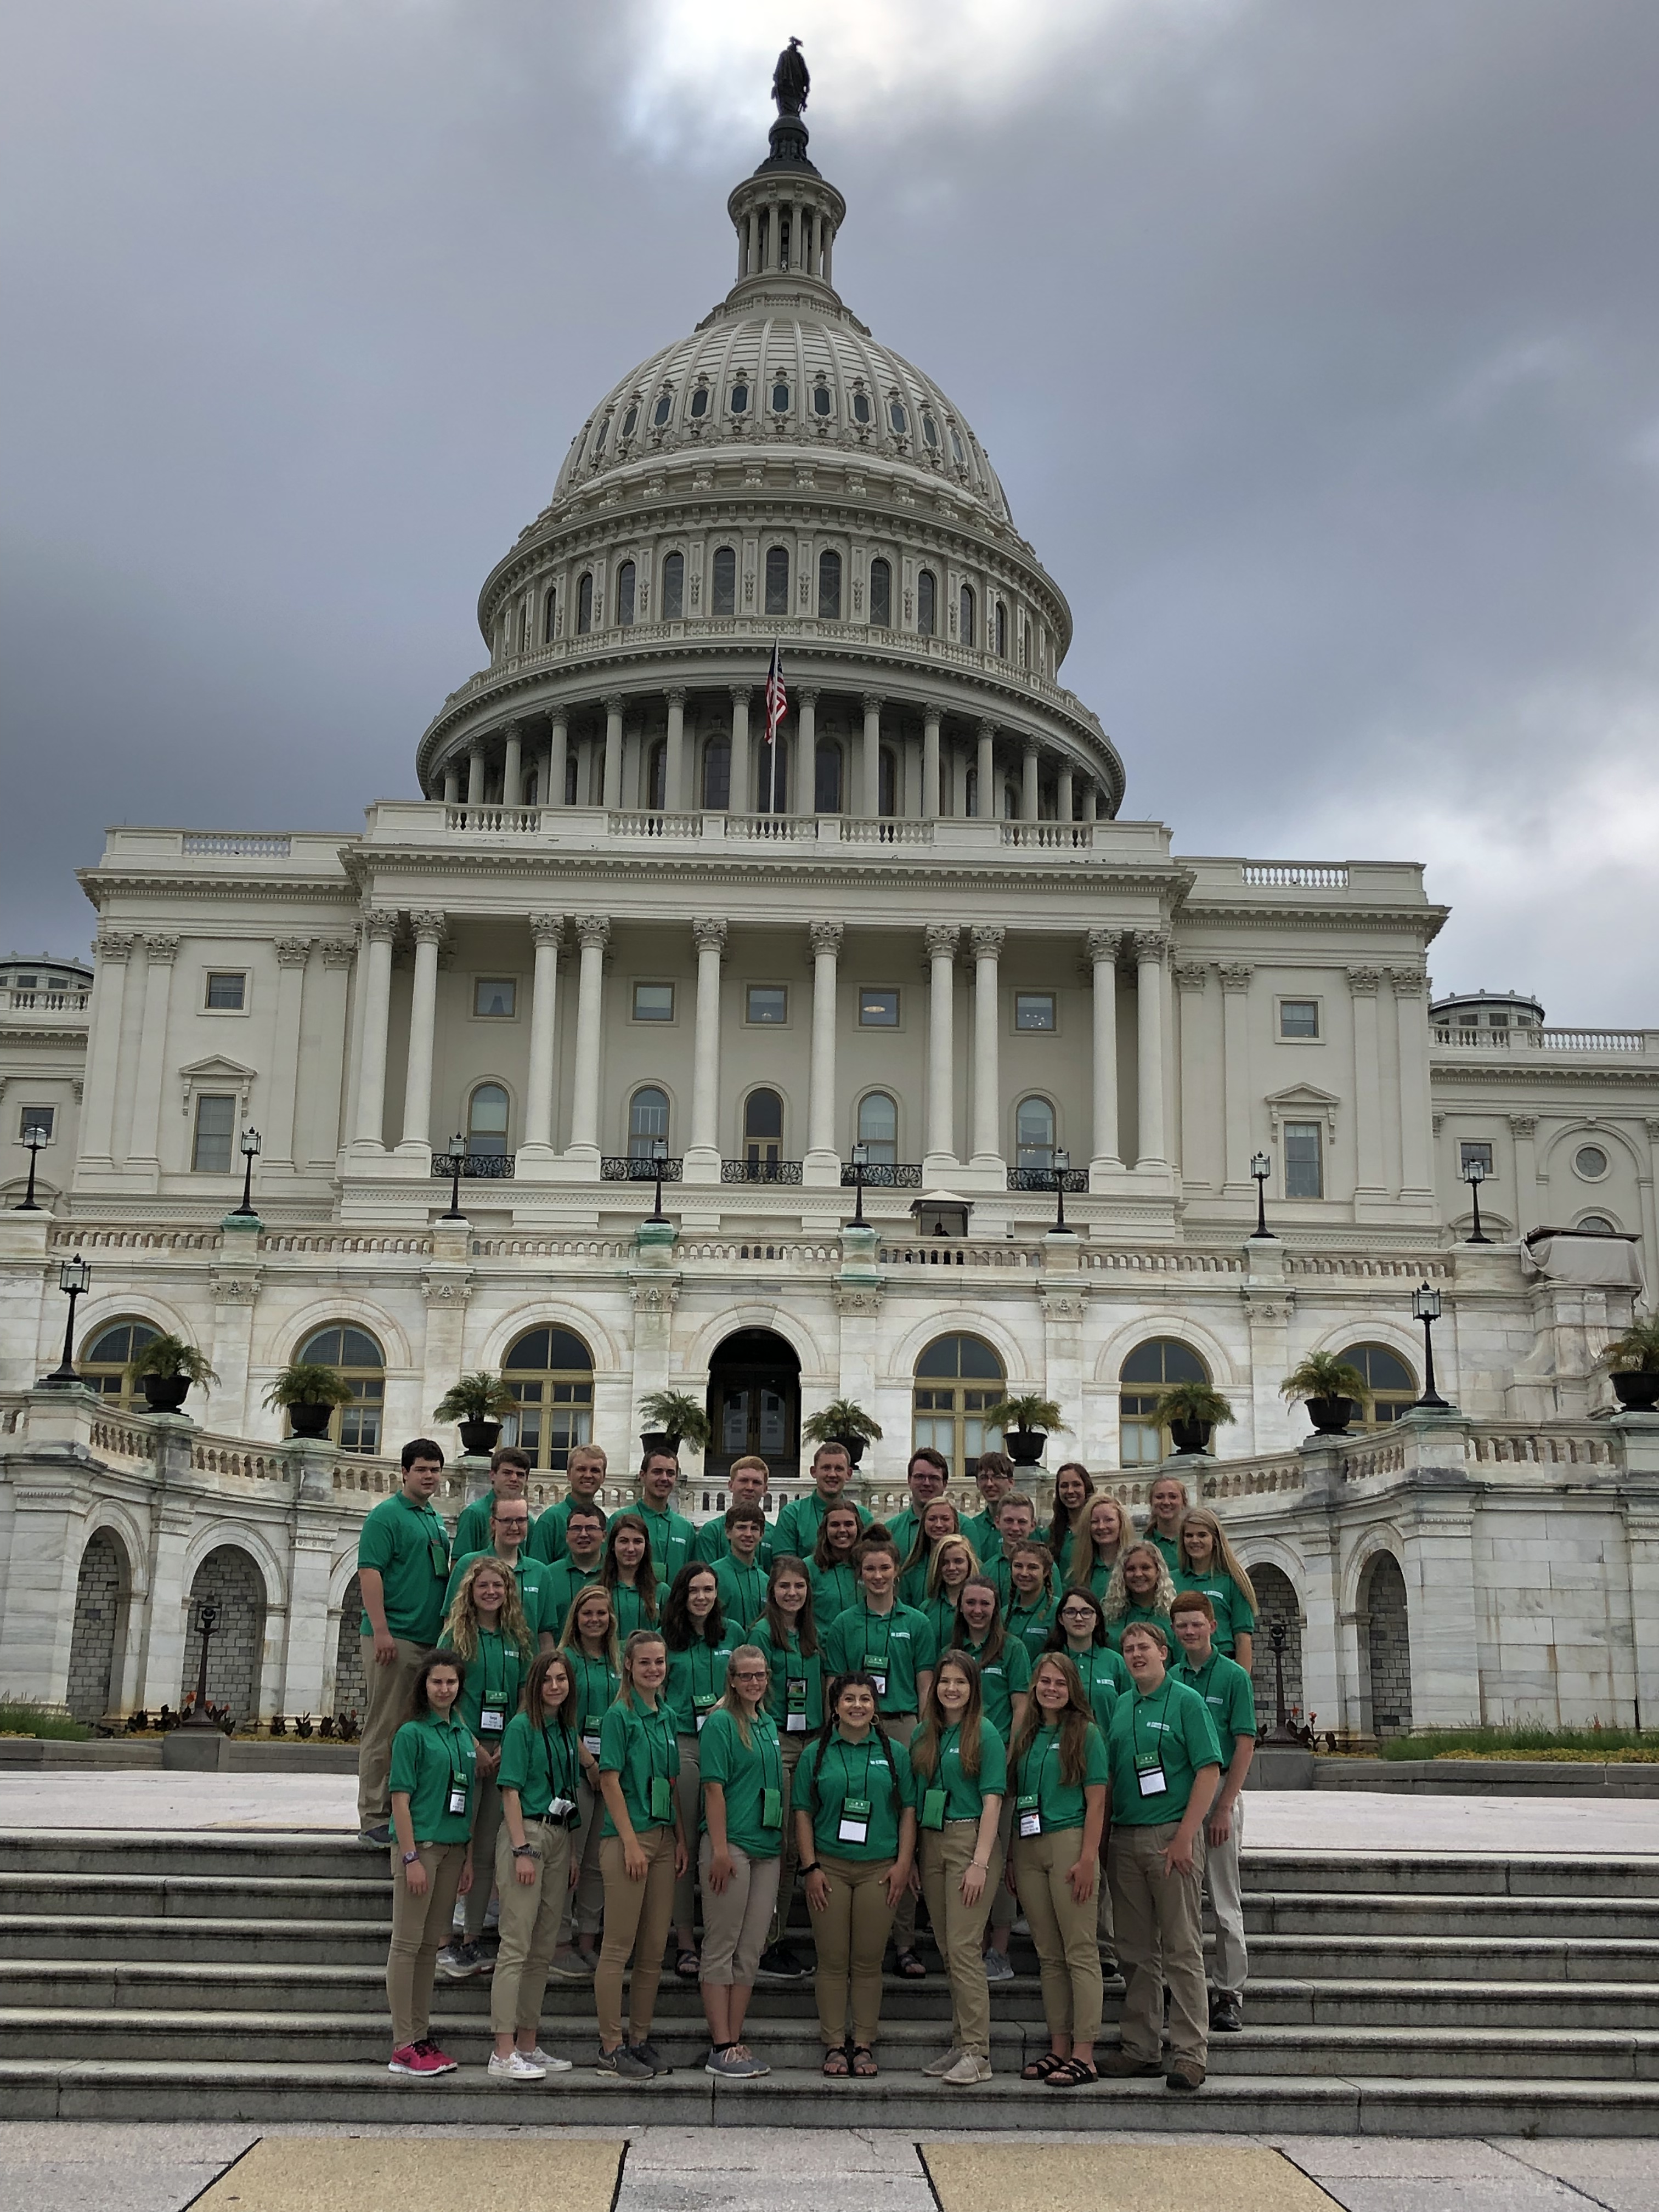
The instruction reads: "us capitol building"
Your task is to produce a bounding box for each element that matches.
[2,60,1656,1745]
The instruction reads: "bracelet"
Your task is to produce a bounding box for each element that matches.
[512,1843,537,1858]
[799,1860,819,1875]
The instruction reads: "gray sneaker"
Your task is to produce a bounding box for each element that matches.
[596,2044,654,2079]
[632,2038,672,2074]
[436,1940,478,1979]
[983,1947,1015,1983]
[706,2044,769,2078]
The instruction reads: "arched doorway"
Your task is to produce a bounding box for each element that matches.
[332,1573,366,1725]
[1248,1563,1304,1734]
[706,1329,801,1482]
[180,1546,267,1728]
[67,1530,130,1722]
[1359,1552,1413,1739]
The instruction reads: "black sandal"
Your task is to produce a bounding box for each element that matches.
[850,2044,878,2076]
[675,1948,700,1980]
[1022,2051,1068,2081]
[894,1949,927,1979]
[1046,2057,1099,2087]
[822,2044,850,2075]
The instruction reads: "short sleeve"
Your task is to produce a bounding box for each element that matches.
[822,1614,850,1677]
[1232,1582,1258,1634]
[887,1734,915,1799]
[496,1716,532,1795]
[388,1720,422,1798]
[598,1703,631,1775]
[1227,1668,1257,1746]
[1083,1722,1111,1789]
[979,1725,1008,1797]
[699,1710,733,1790]
[357,1504,397,1575]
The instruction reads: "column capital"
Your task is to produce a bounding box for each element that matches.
[1020,733,1040,759]
[528,912,566,949]
[969,924,1006,958]
[730,685,752,708]
[500,718,522,740]
[1173,961,1209,992]
[1217,961,1253,992]
[317,936,354,967]
[861,692,884,716]
[274,938,313,968]
[97,932,137,963]
[798,686,820,707]
[409,910,448,946]
[977,720,996,742]
[1085,927,1122,964]
[602,692,626,716]
[361,908,399,945]
[693,917,728,953]
[923,704,942,729]
[143,934,180,964]
[1387,966,1427,997]
[548,704,570,730]
[926,923,961,961]
[575,914,611,951]
[1347,966,1384,995]
[1135,930,1169,966]
[808,920,844,958]
[664,686,688,709]
[1508,1114,1538,1138]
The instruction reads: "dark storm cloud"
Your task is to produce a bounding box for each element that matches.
[3,1,1655,1017]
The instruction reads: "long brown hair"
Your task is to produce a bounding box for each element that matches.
[761,1553,819,1657]
[403,1646,464,1724]
[901,1497,960,1581]
[1010,1651,1096,1788]
[1046,1462,1096,1557]
[812,1504,865,1573]
[600,1511,659,1621]
[662,1561,727,1652]
[925,1533,979,1602]
[951,1574,1006,1661]
[520,1648,578,1727]
[441,1555,533,1662]
[560,1583,619,1668]
[911,1651,986,1782]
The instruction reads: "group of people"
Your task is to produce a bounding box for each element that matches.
[358,1434,1260,2091]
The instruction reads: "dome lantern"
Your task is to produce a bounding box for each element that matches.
[726,41,846,302]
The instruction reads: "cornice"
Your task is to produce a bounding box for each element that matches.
[1181,902,1448,941]
[77,872,353,909]
[0,1024,89,1047]
[1430,1060,1659,1091]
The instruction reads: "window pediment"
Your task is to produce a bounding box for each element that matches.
[177,1054,256,1119]
[1265,1082,1341,1138]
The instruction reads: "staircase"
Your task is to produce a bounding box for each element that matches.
[1,1829,1656,2132]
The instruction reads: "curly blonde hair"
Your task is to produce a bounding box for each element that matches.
[441,1554,534,1661]
[1101,1540,1177,1626]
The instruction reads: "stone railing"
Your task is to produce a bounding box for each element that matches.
[877,1240,1046,1269]
[180,832,292,858]
[50,1225,225,1252]
[1432,1025,1656,1055]
[1,988,89,1014]
[1240,863,1349,889]
[1080,1248,1248,1275]
[1286,1254,1454,1280]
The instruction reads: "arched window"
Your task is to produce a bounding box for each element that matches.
[913,1333,1006,1477]
[1022,620,1031,667]
[857,1091,898,1164]
[879,747,898,817]
[616,561,636,627]
[764,546,790,617]
[1015,1095,1055,1170]
[577,572,594,634]
[817,549,842,619]
[869,557,891,629]
[960,584,976,646]
[730,380,749,415]
[812,382,832,417]
[917,569,936,637]
[712,545,737,617]
[690,385,709,419]
[523,766,539,806]
[1120,1339,1211,1466]
[652,391,673,428]
[1336,1342,1418,1428]
[661,552,684,620]
[995,602,1007,658]
[620,404,638,441]
[1578,1212,1616,1234]
[296,1324,385,1453]
[80,1317,160,1407]
[543,588,557,644]
[1002,779,1018,819]
[646,740,666,811]
[467,1083,510,1158]
[703,737,731,811]
[628,1085,669,1158]
[851,390,872,426]
[815,741,843,813]
[743,1088,784,1169]
[502,1326,594,1472]
[771,380,791,415]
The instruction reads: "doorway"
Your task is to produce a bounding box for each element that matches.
[705,1328,801,1483]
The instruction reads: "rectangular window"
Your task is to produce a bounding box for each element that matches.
[859,988,900,1028]
[1459,1141,1494,1175]
[633,982,674,1023]
[1457,1013,1478,1028]
[1279,998,1320,1039]
[204,972,246,1011]
[20,1105,54,1141]
[473,977,517,1018]
[1284,1121,1323,1199]
[1014,992,1056,1032]
[746,984,788,1025]
[191,1093,236,1172]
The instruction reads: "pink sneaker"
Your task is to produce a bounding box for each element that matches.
[416,2038,459,2074]
[388,2039,457,2076]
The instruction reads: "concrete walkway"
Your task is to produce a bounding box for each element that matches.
[0,2124,1654,2212]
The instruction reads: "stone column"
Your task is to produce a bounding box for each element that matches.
[126,935,180,1175]
[969,925,1005,1171]
[924,924,960,1175]
[922,709,941,819]
[1135,931,1169,1170]
[466,746,485,807]
[280,1528,336,1719]
[686,918,727,1178]
[1350,967,1386,1203]
[565,916,608,1163]
[79,934,136,1169]
[501,721,522,809]
[1056,765,1074,822]
[1392,967,1435,1204]
[1219,963,1255,1195]
[725,687,749,814]
[1174,960,1210,1190]
[136,1492,196,1713]
[805,921,843,1177]
[861,695,883,819]
[1082,785,1099,823]
[1087,928,1122,1176]
[441,765,459,804]
[794,689,818,817]
[1402,1492,1482,1728]
[268,938,312,1168]
[1641,1119,1659,1285]
[1020,738,1040,822]
[399,911,446,1152]
[1509,1114,1539,1235]
[602,696,625,812]
[664,689,687,812]
[309,937,353,1169]
[522,913,565,1154]
[548,710,568,809]
[975,724,995,818]
[351,910,399,1149]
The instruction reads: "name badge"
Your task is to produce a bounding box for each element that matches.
[693,1692,717,1734]
[648,1774,674,1824]
[838,1794,871,1846]
[1137,1765,1169,1798]
[1016,1790,1042,1839]
[761,1786,783,1830]
[582,1730,602,1758]
[479,1703,505,1734]
[864,1662,888,1699]
[447,1781,469,1817]
[428,1538,450,1576]
[921,1786,948,1832]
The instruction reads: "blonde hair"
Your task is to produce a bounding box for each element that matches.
[442,1555,533,1661]
[926,1534,980,1601]
[1101,1541,1177,1626]
[729,1455,770,1482]
[1176,1506,1257,1610]
[1066,1493,1129,1589]
[719,1642,770,1748]
[617,1628,668,1709]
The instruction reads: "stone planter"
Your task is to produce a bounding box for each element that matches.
[458,1418,501,1456]
[828,1433,867,1466]
[1169,1417,1213,1455]
[1611,1372,1659,1413]
[285,1402,335,1440]
[1305,1395,1358,1436]
[140,1374,191,1414]
[1003,1428,1047,1466]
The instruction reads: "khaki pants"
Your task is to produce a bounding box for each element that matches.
[882,1716,921,1954]
[462,1773,503,1942]
[698,1838,780,1986]
[596,1828,676,2047]
[1108,1821,1208,2067]
[386,1839,467,2048]
[564,1774,605,1940]
[1013,1826,1103,2045]
[767,1731,808,1946]
[919,1820,1001,2058]
[673,1733,701,1932]
[989,1798,1016,1934]
[489,1815,573,2034]
[811,1853,897,2050]
[1206,1791,1246,1999]
[357,1638,425,1830]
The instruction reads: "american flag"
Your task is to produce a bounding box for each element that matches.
[763,641,787,747]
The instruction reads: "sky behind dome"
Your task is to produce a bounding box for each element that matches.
[3,0,1656,1019]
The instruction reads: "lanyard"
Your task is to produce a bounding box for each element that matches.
[1133,1683,1174,1763]
[636,1701,675,1782]
[835,1737,874,1806]
[693,1643,719,1697]
[1018,1729,1060,1807]
[1186,1656,1218,1705]
[861,1601,895,1662]
[433,1713,469,1791]
[751,1716,782,1798]
[574,1649,616,1710]
[538,1718,578,1803]
[479,1631,505,1709]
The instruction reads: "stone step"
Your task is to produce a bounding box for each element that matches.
[0,1873,388,1922]
[0,1831,376,1883]
[3,2057,1658,2135]
[1238,1849,1659,1900]
[1243,1892,1658,1939]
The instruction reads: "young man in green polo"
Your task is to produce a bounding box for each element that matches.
[693,1456,775,1569]
[772,1441,870,1560]
[453,1444,535,1558]
[960,1449,1014,1562]
[710,1503,770,1632]
[636,1446,698,1587]
[1172,1588,1256,2033]
[527,1442,610,1564]
[444,1493,555,1650]
[981,1493,1041,1610]
[882,1447,949,1567]
[541,1503,607,1638]
[356,1439,452,1844]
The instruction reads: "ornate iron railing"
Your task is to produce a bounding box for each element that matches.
[840,1161,923,1188]
[429,1152,516,1178]
[721,1159,804,1184]
[600,1155,685,1182]
[1006,1166,1088,1192]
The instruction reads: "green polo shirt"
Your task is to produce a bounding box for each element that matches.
[695,1516,776,1572]
[357,1491,451,1645]
[598,1697,681,1838]
[635,1501,698,1587]
[442,1549,552,1640]
[390,1711,477,1843]
[699,1707,785,1859]
[808,1558,860,1628]
[665,1637,734,1737]
[608,1578,662,1640]
[913,1718,1007,1824]
[920,1593,965,1655]
[541,1556,603,1642]
[1106,1674,1223,1826]
[1058,1641,1129,1735]
[961,1508,1002,1561]
[1012,1719,1110,1835]
[774,1490,871,1561]
[1006,1594,1058,1660]
[1176,1650,1257,1768]
[712,1554,769,1633]
[823,1599,938,1716]
[563,1647,620,1746]
[804,1728,913,1864]
[957,1633,1031,1741]
[749,1622,823,1736]
[438,1626,530,1743]
[498,1709,583,1822]
[1068,1559,1115,1605]
[985,1550,1057,1612]
[454,1493,538,1560]
[898,1552,938,1610]
[1108,1604,1176,1655]
[1172,1570,1257,1658]
[1148,1530,1183,1572]
[527,1493,611,1564]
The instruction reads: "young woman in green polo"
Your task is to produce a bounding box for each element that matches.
[1008,1651,1110,2089]
[1144,1474,1190,1572]
[556,1583,621,1975]
[1045,1589,1131,1731]
[1005,1541,1059,1658]
[917,1532,978,1652]
[662,1563,735,1980]
[488,1650,582,2080]
[1173,1508,1257,1672]
[436,1558,535,1977]
[698,1645,785,2078]
[909,1653,1006,2085]
[1065,1494,1130,1602]
[951,1576,1031,1983]
[386,1649,476,2076]
[797,1671,916,2076]
[1102,1541,1177,1654]
[898,1497,963,1608]
[807,1502,864,1628]
[600,1513,661,1638]
[595,1629,687,2078]
[747,1555,823,1981]
[1045,1463,1095,1578]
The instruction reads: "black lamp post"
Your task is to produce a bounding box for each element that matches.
[439,1131,467,1221]
[1463,1156,1492,1244]
[647,1136,670,1224]
[228,1126,262,1219]
[1411,1282,1450,1409]
[42,1256,92,1386]
[1050,1147,1071,1231]
[183,1599,221,1728]
[16,1124,47,1211]
[1263,1620,1302,1745]
[849,1139,870,1226]
[1249,1150,1276,1239]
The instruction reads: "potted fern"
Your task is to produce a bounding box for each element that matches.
[263,1362,354,1440]
[432,1371,517,1457]
[1280,1352,1372,1437]
[637,1389,713,1456]
[127,1334,219,1414]
[981,1393,1064,1467]
[1157,1381,1235,1457]
[801,1397,884,1467]
[1600,1314,1659,1414]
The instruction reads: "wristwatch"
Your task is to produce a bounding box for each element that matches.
[401,1850,420,1866]
[512,1843,537,1858]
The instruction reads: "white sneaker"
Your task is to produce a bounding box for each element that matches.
[943,2051,993,2086]
[923,2045,963,2076]
[488,2049,546,2080]
[526,2045,573,2073]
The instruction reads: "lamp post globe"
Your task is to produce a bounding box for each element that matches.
[849,1139,870,1226]
[230,1127,262,1220]
[1051,1146,1071,1233]
[440,1131,467,1221]
[648,1135,670,1224]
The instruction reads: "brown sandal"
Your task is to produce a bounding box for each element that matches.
[821,2045,850,2075]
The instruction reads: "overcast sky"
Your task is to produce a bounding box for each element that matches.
[3,1,1656,1019]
